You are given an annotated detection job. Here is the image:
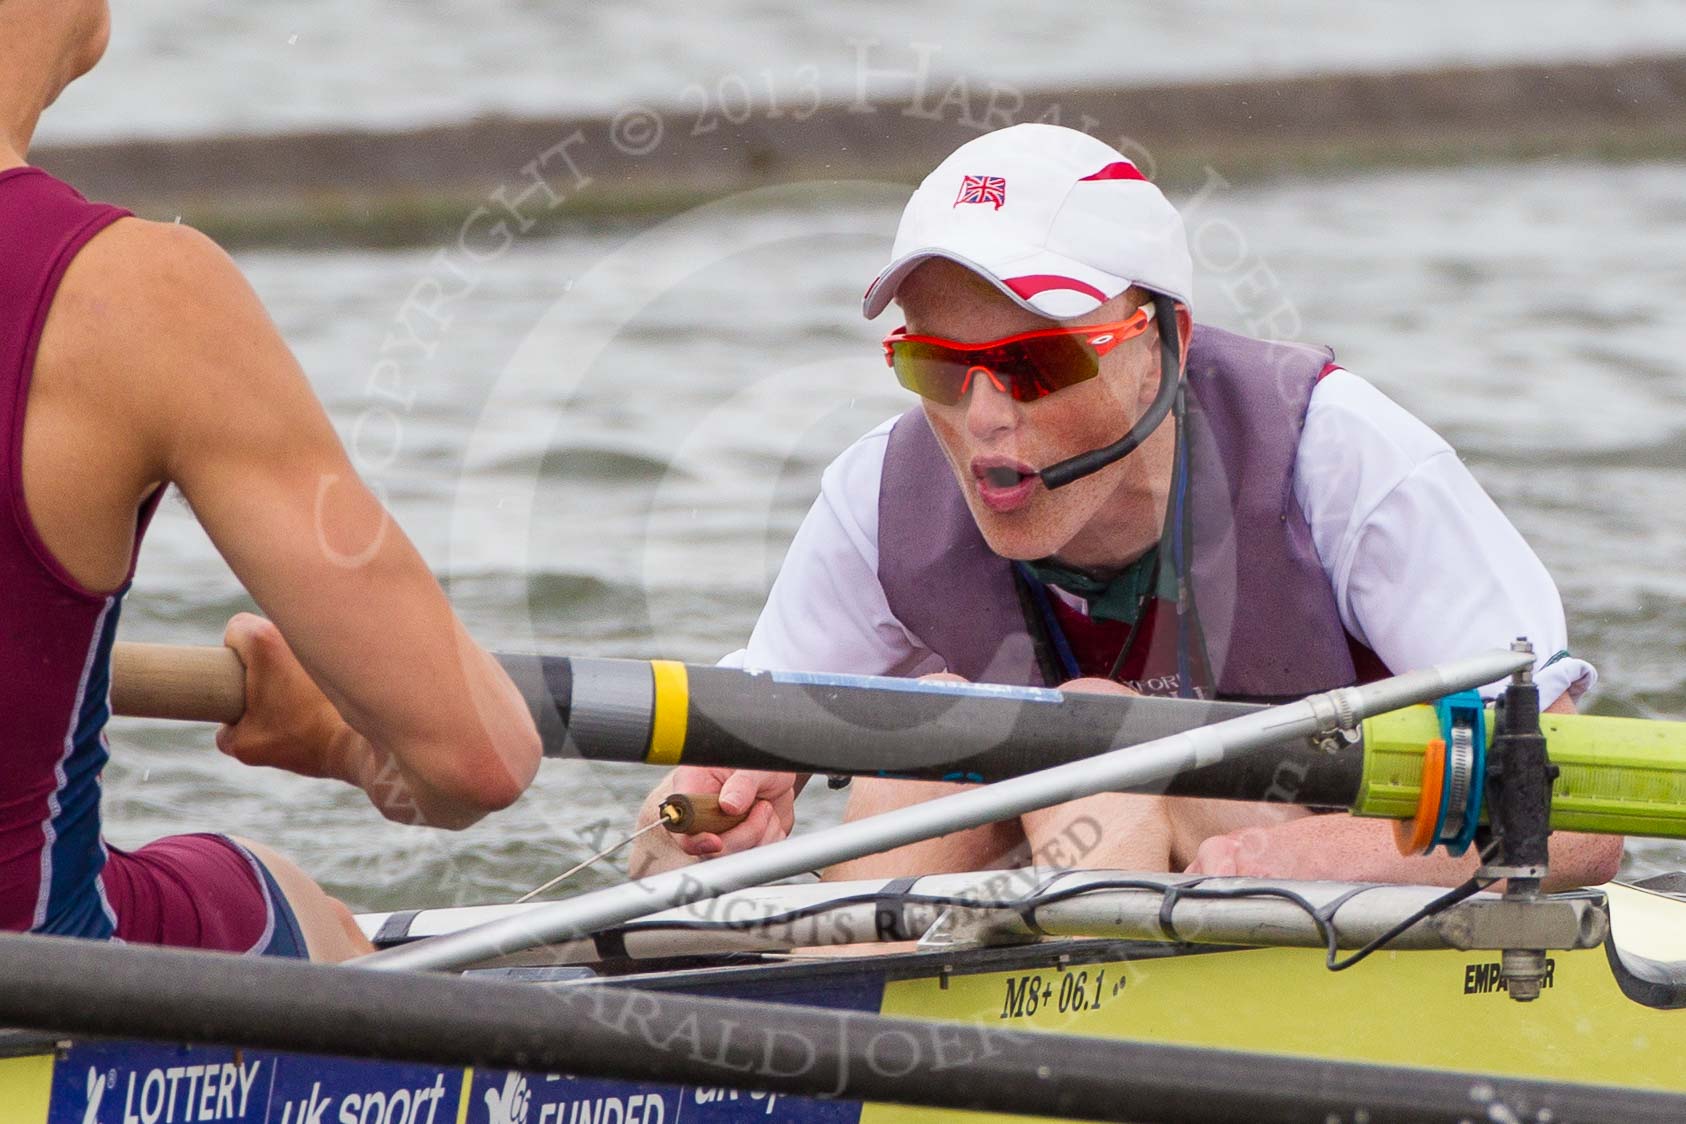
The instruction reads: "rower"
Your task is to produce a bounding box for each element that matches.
[0,4,540,960]
[632,123,1623,888]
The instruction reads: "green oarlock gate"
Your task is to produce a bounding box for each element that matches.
[1356,708,1686,839]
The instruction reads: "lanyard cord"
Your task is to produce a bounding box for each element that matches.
[1014,563,1083,682]
[1015,560,1147,686]
[1103,554,1161,683]
[1106,394,1187,686]
[1168,383,1195,698]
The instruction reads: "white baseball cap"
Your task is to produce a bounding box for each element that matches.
[862,123,1193,321]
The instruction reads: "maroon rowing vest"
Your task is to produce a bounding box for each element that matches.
[877,324,1371,701]
[0,167,147,935]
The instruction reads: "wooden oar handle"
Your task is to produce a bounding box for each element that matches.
[658,793,750,835]
[110,642,247,725]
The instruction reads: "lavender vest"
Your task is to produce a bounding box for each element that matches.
[877,324,1359,701]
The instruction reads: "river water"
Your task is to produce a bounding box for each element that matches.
[37,1,1686,143]
[93,154,1686,911]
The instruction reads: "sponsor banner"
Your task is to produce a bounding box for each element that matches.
[465,1071,858,1124]
[45,976,888,1124]
[462,977,878,1124]
[47,1041,863,1124]
[51,1040,462,1124]
[264,1054,457,1124]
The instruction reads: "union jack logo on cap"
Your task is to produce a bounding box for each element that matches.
[954,174,1006,210]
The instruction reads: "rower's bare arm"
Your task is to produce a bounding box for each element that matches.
[1185,810,1623,892]
[72,219,540,826]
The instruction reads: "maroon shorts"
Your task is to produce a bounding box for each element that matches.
[98,833,308,957]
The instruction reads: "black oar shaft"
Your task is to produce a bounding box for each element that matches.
[105,644,1365,808]
[506,655,1363,806]
[0,931,1677,1124]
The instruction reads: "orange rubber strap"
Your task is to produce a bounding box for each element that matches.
[1394,737,1447,856]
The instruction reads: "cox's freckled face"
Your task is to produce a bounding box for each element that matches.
[895,260,1177,570]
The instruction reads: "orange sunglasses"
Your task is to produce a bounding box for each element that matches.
[882,304,1156,405]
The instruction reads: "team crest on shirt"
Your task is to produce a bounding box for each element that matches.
[954,174,1007,210]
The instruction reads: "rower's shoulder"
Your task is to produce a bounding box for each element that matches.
[53,217,276,393]
[69,216,248,310]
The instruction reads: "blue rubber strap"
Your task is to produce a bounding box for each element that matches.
[1444,693,1488,856]
[1432,690,1487,856]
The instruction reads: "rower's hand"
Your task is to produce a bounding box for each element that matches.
[629,767,805,876]
[215,613,349,781]
[1058,677,1140,697]
[663,767,802,857]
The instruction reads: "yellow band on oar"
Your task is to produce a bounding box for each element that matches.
[647,660,690,766]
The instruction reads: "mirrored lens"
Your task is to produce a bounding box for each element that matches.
[889,333,1104,405]
[890,341,970,405]
[1002,334,1101,399]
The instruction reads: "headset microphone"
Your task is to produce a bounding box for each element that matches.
[1038,294,1184,490]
